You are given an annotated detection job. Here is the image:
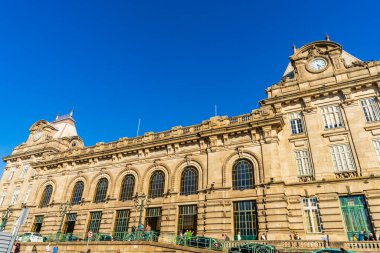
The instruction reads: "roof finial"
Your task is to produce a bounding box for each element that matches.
[70,108,74,117]
[325,33,330,41]
[292,42,297,54]
[55,112,60,121]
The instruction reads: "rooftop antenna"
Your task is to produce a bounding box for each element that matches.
[70,108,74,117]
[136,118,141,137]
[215,104,218,116]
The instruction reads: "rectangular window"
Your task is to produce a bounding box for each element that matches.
[32,215,44,233]
[87,211,102,234]
[289,112,304,135]
[114,210,130,240]
[0,191,6,206]
[361,97,380,122]
[145,207,162,232]
[8,167,15,181]
[10,188,20,206]
[302,198,322,233]
[295,150,313,176]
[19,165,29,179]
[373,140,380,162]
[233,200,258,240]
[64,213,77,234]
[178,205,197,234]
[330,144,356,172]
[321,105,344,129]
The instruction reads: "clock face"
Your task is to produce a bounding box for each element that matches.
[309,58,327,72]
[33,131,42,141]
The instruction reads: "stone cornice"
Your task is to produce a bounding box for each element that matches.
[30,115,284,169]
[261,73,380,106]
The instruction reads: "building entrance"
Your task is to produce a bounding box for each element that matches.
[340,195,374,240]
[233,200,258,240]
[63,213,77,234]
[178,205,197,235]
[31,215,44,233]
[145,207,161,232]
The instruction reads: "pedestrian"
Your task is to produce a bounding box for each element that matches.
[131,225,136,233]
[11,242,16,253]
[225,234,230,241]
[145,223,151,240]
[237,231,241,241]
[369,233,375,241]
[364,231,369,241]
[53,244,59,253]
[222,234,225,240]
[353,234,358,241]
[14,241,20,253]
[289,233,293,240]
[32,245,38,253]
[260,233,266,240]
[359,230,364,241]
[45,243,51,253]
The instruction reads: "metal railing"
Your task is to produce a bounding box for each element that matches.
[176,235,223,251]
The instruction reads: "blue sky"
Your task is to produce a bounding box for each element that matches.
[1,1,379,174]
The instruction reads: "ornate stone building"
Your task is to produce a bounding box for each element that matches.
[1,38,380,242]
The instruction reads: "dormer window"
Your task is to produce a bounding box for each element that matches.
[71,141,78,147]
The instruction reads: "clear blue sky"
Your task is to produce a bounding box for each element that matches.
[1,1,379,174]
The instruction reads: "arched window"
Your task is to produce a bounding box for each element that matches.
[71,181,84,205]
[180,167,198,195]
[120,175,135,201]
[94,178,108,203]
[149,171,165,199]
[39,185,53,208]
[232,159,254,190]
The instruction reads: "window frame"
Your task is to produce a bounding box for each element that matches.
[360,97,380,123]
[120,175,135,201]
[94,178,109,203]
[294,150,314,177]
[302,197,322,233]
[320,105,344,129]
[71,181,85,205]
[329,144,356,173]
[180,167,199,195]
[232,159,255,190]
[39,185,53,208]
[148,171,165,199]
[289,112,305,135]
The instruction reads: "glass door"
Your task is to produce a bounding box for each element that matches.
[340,195,374,240]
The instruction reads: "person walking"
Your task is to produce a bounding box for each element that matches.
[359,230,364,241]
[14,241,20,253]
[260,233,266,240]
[52,244,59,253]
[45,243,51,253]
[237,231,241,241]
[32,245,38,253]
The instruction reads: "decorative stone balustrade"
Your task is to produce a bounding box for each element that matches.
[222,240,380,252]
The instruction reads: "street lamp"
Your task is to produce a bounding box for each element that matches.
[133,193,150,230]
[56,201,72,241]
[0,205,13,231]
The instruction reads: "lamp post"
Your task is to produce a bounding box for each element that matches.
[56,201,72,241]
[0,205,13,231]
[133,193,150,230]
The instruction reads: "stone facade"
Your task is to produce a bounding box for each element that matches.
[1,39,380,242]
